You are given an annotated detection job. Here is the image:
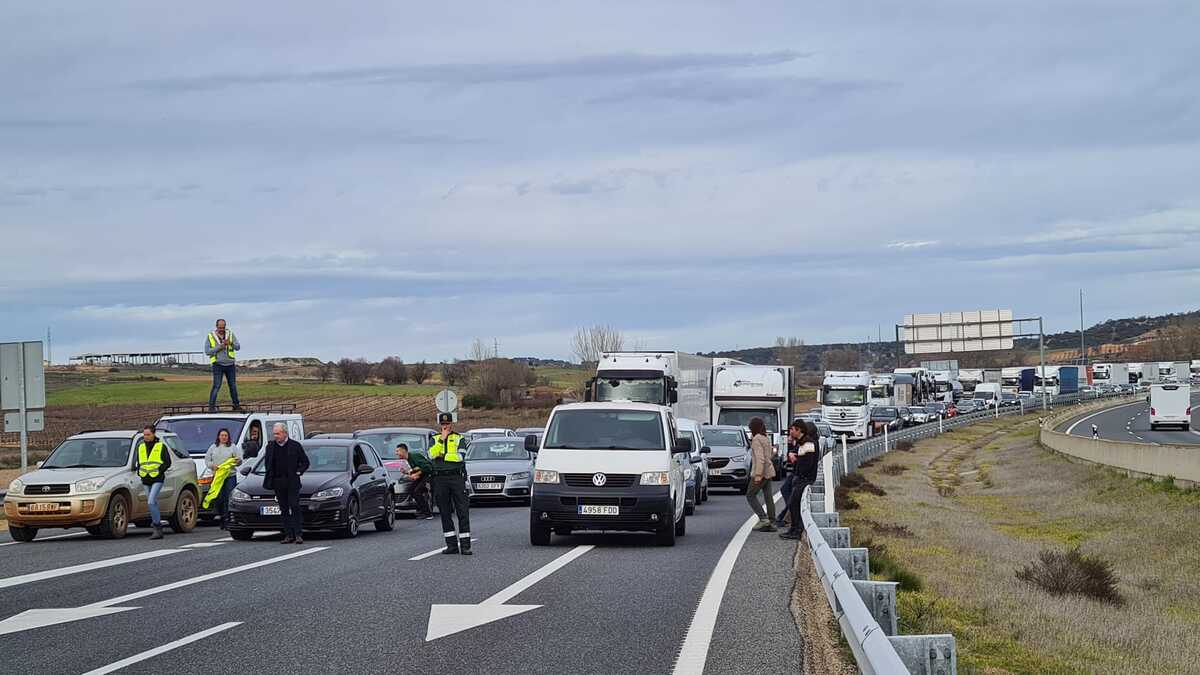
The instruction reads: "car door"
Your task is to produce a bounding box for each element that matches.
[128,438,150,520]
[352,444,383,516]
[160,436,189,509]
[665,414,683,516]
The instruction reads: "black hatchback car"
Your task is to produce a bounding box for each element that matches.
[227,439,395,539]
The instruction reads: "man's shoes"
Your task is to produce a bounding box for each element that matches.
[280,536,295,544]
[779,531,803,540]
[422,514,434,520]
[460,539,473,556]
[441,546,459,554]
[149,525,164,540]
[294,536,304,545]
[754,523,778,532]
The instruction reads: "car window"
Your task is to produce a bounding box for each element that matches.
[359,444,381,468]
[701,428,747,447]
[163,437,188,459]
[353,445,370,469]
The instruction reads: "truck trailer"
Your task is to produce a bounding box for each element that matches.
[711,364,794,456]
[586,351,743,423]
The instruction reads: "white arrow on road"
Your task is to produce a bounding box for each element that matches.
[425,544,593,642]
[0,547,326,636]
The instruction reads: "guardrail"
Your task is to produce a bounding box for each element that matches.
[801,389,1134,673]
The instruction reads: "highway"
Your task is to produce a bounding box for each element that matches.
[0,493,802,675]
[1055,392,1200,446]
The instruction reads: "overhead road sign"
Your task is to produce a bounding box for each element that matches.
[900,310,1014,354]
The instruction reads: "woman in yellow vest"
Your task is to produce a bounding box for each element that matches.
[133,425,172,540]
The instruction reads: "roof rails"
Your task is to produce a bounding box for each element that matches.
[159,403,299,415]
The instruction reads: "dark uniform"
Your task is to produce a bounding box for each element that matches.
[430,413,472,555]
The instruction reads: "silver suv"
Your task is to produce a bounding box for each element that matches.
[3,430,199,542]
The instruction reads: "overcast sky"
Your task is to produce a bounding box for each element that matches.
[2,2,1198,363]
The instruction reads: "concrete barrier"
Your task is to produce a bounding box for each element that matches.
[1040,427,1200,488]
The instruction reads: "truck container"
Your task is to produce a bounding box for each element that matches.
[957,369,984,393]
[891,374,916,407]
[587,351,744,423]
[894,367,932,403]
[1019,368,1037,393]
[982,368,1002,385]
[1058,365,1081,395]
[711,364,794,457]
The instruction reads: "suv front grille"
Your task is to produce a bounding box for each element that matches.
[25,484,70,495]
[707,457,730,469]
[563,473,637,488]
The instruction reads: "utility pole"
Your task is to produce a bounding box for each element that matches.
[493,337,500,359]
[46,327,52,365]
[1079,289,1086,365]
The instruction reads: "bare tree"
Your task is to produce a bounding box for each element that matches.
[337,358,372,385]
[376,356,408,385]
[441,360,468,386]
[821,348,861,372]
[410,360,431,384]
[317,361,335,383]
[572,324,625,365]
[774,336,807,369]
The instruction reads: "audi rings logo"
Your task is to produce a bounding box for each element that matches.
[41,485,51,493]
[592,473,607,487]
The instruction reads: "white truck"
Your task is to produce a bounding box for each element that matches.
[1092,363,1129,389]
[972,382,1003,408]
[930,370,962,401]
[957,369,984,393]
[711,364,794,457]
[586,351,743,423]
[1034,366,1060,396]
[820,371,873,440]
[1149,383,1192,431]
[869,374,896,408]
[1000,367,1025,395]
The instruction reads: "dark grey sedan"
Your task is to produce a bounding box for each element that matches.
[228,440,395,539]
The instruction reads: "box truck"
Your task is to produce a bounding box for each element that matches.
[820,371,873,440]
[958,369,984,393]
[586,351,743,423]
[1092,363,1129,389]
[1058,366,1081,395]
[711,364,794,456]
[1000,367,1026,394]
[1149,383,1192,430]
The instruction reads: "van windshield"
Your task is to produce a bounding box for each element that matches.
[544,410,665,450]
[155,418,246,455]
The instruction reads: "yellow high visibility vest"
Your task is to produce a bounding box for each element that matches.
[137,441,166,479]
[203,457,239,508]
[429,433,464,463]
[208,332,237,363]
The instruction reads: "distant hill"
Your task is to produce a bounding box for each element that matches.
[1017,309,1200,350]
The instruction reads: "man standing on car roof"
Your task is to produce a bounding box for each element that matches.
[205,318,242,412]
[429,413,472,555]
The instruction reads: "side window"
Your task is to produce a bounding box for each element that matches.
[362,445,381,468]
[164,437,188,459]
[353,445,370,469]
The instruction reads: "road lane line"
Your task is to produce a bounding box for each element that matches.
[1064,401,1143,435]
[484,544,593,605]
[673,494,783,675]
[179,542,226,549]
[80,622,242,675]
[0,549,184,590]
[408,539,478,561]
[85,547,327,608]
[0,532,89,548]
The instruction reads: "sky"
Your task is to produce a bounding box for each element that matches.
[2,1,1199,363]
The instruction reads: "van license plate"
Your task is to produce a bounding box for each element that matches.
[579,505,619,515]
[29,502,59,512]
[259,505,281,516]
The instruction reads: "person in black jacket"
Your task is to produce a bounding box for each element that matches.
[262,422,310,544]
[779,420,821,541]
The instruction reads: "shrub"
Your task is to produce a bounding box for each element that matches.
[835,486,859,511]
[336,358,372,385]
[1016,547,1124,605]
[410,361,432,384]
[462,393,494,409]
[881,464,908,476]
[841,471,887,496]
[896,440,915,452]
[375,356,408,385]
[860,537,924,592]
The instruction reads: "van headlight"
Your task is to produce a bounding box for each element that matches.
[640,472,671,485]
[533,470,560,484]
[231,488,251,502]
[311,487,344,500]
[8,478,24,496]
[74,477,106,493]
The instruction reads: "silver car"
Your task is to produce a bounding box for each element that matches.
[464,437,534,504]
[3,430,199,541]
[700,425,753,494]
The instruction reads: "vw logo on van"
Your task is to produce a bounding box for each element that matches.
[592,473,607,487]
[41,485,51,493]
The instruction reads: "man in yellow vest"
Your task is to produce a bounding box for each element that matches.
[205,318,242,412]
[133,425,172,540]
[430,413,472,555]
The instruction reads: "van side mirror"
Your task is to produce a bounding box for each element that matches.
[524,435,540,453]
[700,446,711,454]
[673,437,692,454]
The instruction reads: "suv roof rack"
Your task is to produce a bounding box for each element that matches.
[159,403,299,415]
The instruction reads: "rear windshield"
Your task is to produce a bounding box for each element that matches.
[156,418,246,455]
[701,428,747,448]
[544,410,665,451]
[42,438,131,469]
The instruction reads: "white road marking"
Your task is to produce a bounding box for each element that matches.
[86,547,327,608]
[673,494,784,675]
[179,542,226,549]
[1064,401,1143,435]
[0,549,184,590]
[408,539,479,561]
[212,531,278,542]
[0,531,89,548]
[80,622,242,675]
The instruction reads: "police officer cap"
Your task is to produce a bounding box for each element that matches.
[438,412,454,425]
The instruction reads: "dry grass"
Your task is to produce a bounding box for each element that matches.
[1017,547,1125,606]
[841,417,1200,674]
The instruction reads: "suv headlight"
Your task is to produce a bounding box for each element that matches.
[729,454,747,463]
[533,470,560,484]
[231,488,251,502]
[74,477,106,493]
[312,487,344,500]
[640,472,670,485]
[510,471,531,480]
[7,479,23,496]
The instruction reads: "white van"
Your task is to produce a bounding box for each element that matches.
[1149,383,1192,431]
[527,402,690,546]
[972,383,1003,409]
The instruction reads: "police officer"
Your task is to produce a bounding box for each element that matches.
[430,413,472,555]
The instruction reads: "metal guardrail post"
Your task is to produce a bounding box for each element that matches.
[889,635,957,675]
[820,527,851,548]
[853,580,899,636]
[832,547,870,580]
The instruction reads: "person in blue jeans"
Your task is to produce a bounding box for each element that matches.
[205,318,242,412]
[133,425,172,540]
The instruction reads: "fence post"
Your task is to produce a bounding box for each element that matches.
[939,415,944,434]
[823,454,835,514]
[883,424,889,453]
[841,434,849,475]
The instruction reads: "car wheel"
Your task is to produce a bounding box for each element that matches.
[229,528,254,541]
[97,493,129,539]
[339,498,360,538]
[168,488,199,534]
[8,524,37,542]
[374,501,395,532]
[675,510,687,537]
[656,516,677,547]
[685,499,695,516]
[530,517,551,546]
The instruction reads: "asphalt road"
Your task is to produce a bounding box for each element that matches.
[1055,392,1200,445]
[0,490,805,675]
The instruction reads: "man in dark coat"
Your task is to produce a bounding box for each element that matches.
[263,422,310,544]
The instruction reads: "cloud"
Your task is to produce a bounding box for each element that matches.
[886,240,940,250]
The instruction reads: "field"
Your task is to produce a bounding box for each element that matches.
[839,418,1200,674]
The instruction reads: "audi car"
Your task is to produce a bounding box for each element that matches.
[228,439,395,538]
[464,437,534,504]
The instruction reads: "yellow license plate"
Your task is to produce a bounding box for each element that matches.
[29,502,61,513]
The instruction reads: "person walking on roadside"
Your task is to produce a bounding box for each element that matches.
[262,422,309,544]
[775,433,799,528]
[203,428,243,530]
[241,422,263,459]
[1091,423,1100,440]
[430,413,472,555]
[746,417,778,532]
[133,425,172,540]
[205,318,242,412]
[396,442,435,519]
[780,421,820,541]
